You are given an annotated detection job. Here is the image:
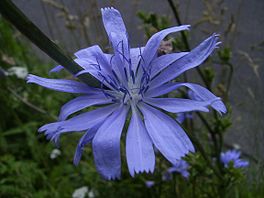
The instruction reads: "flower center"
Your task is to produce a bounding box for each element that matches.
[122,89,142,106]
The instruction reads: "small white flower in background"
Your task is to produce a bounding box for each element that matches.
[7,66,28,79]
[72,186,88,198]
[88,190,95,198]
[50,148,61,159]
[233,143,241,150]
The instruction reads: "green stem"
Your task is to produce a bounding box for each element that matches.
[225,62,234,95]
[0,0,99,87]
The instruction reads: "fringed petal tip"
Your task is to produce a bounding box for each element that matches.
[101,7,117,13]
[130,167,155,177]
[26,74,35,83]
[38,125,46,133]
[170,151,193,165]
[185,148,195,155]
[96,169,121,180]
[210,99,227,115]
[104,174,121,181]
[180,141,195,155]
[183,24,191,30]
[180,150,192,159]
[38,123,63,147]
[211,33,221,46]
[38,122,61,133]
[50,134,61,147]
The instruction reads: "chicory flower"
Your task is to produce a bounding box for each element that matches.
[168,159,190,179]
[220,150,249,168]
[27,7,226,179]
[163,159,190,180]
[145,180,155,188]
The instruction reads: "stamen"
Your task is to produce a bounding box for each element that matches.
[108,81,118,90]
[139,84,145,94]
[95,57,101,70]
[90,63,101,71]
[121,40,124,62]
[122,92,127,103]
[111,69,120,84]
[117,49,130,64]
[124,67,128,80]
[110,55,115,66]
[98,72,118,91]
[103,91,116,99]
[131,70,135,84]
[138,54,146,68]
[107,74,119,87]
[143,85,150,93]
[119,87,127,93]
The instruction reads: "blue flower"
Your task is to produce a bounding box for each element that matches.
[176,112,192,123]
[176,89,207,123]
[27,7,226,180]
[220,150,249,168]
[145,181,155,188]
[163,159,190,180]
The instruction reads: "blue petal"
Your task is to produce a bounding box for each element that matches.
[126,108,155,177]
[234,160,249,168]
[145,82,183,97]
[101,8,129,60]
[182,83,227,114]
[176,113,186,124]
[49,65,64,73]
[58,95,112,121]
[144,97,210,113]
[73,124,99,165]
[130,47,145,72]
[138,103,194,164]
[142,25,190,67]
[75,45,108,59]
[74,59,102,79]
[92,105,128,180]
[39,104,118,144]
[146,82,226,114]
[75,45,112,74]
[150,52,188,78]
[27,74,96,94]
[74,45,126,90]
[74,59,116,89]
[149,34,220,89]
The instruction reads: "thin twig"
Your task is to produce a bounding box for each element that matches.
[167,0,211,89]
[7,87,57,120]
[167,0,190,50]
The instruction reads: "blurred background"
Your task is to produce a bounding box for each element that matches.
[0,0,263,197]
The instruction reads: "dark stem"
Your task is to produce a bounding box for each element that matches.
[167,0,190,51]
[167,0,227,182]
[197,112,219,158]
[167,0,211,89]
[225,62,234,95]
